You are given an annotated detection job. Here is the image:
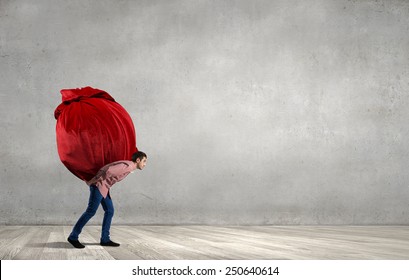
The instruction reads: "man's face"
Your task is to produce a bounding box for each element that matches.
[136,157,147,170]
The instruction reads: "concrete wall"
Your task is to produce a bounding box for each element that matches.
[1,0,409,225]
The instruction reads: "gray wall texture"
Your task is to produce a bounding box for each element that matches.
[1,0,409,225]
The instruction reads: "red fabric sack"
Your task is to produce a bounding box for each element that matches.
[54,86,137,181]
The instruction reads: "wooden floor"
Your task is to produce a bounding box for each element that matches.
[1,225,409,260]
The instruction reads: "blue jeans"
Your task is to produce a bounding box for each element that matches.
[69,185,114,243]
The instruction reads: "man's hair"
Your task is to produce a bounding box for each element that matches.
[132,151,147,162]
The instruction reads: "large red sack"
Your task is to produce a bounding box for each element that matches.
[54,86,137,181]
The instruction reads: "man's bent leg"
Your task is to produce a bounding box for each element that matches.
[69,185,103,241]
[100,192,114,243]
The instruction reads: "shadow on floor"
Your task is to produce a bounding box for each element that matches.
[27,242,101,249]
[27,242,72,249]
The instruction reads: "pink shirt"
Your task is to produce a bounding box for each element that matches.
[86,160,136,198]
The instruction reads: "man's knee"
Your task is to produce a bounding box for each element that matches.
[105,207,114,217]
[85,207,98,216]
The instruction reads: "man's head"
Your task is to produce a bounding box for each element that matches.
[132,151,147,170]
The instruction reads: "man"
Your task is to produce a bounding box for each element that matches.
[67,151,147,249]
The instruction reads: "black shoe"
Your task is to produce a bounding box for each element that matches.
[100,240,120,247]
[67,237,85,249]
